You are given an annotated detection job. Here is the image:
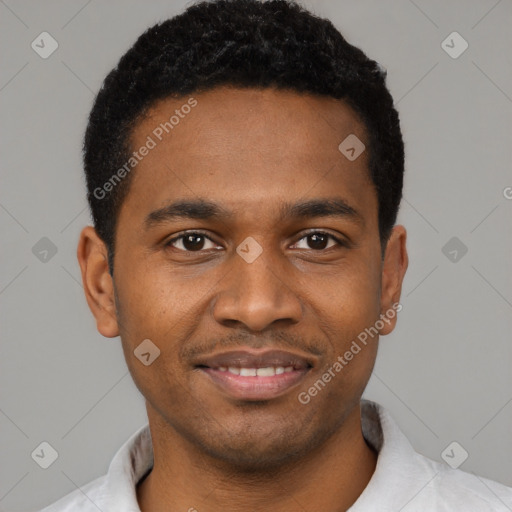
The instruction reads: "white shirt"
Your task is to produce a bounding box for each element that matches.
[39,400,512,511]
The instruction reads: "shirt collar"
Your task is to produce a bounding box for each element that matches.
[104,423,153,511]
[350,400,434,511]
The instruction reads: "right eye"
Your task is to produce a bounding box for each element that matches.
[165,231,221,252]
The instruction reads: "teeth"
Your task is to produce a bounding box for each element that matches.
[240,368,257,376]
[256,367,276,377]
[217,366,295,376]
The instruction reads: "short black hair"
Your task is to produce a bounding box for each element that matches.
[84,0,404,272]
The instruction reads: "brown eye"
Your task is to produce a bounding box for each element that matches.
[293,231,343,251]
[166,232,219,252]
[306,233,329,250]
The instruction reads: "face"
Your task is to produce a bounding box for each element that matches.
[79,86,407,470]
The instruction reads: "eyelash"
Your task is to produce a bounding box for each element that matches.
[164,230,347,252]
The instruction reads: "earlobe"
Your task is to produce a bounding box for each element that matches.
[379,225,408,336]
[77,226,120,338]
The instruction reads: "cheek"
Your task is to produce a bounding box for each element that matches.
[116,257,198,332]
[114,261,210,391]
[299,255,382,395]
[115,280,194,414]
[308,256,382,336]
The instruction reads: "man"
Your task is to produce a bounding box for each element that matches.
[40,0,512,510]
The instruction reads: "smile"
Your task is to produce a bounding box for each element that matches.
[195,348,314,401]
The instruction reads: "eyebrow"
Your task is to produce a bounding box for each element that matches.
[144,197,364,229]
[282,198,364,226]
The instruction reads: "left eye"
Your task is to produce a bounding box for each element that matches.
[292,232,343,251]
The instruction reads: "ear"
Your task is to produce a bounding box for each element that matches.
[378,225,408,335]
[77,226,120,338]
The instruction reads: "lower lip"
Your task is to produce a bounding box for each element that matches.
[200,368,310,401]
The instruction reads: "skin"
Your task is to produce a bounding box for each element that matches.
[77,86,408,512]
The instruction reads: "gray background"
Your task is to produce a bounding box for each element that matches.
[1,0,511,510]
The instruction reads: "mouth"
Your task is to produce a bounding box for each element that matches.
[194,349,314,401]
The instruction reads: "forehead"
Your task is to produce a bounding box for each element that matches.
[121,86,376,227]
[135,86,366,158]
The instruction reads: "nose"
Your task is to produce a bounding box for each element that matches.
[212,247,303,332]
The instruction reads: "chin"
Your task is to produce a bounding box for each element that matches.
[188,414,333,473]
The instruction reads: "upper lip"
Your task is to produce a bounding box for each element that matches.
[194,348,315,370]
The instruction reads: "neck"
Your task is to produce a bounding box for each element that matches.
[137,402,377,512]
